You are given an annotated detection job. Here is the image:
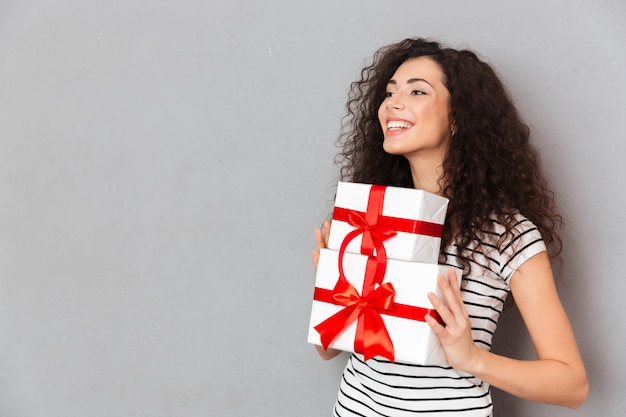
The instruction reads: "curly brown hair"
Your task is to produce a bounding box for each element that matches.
[335,38,562,272]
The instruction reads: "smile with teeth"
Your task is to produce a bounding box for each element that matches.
[387,120,413,130]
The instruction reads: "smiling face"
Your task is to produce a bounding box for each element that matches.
[378,57,453,165]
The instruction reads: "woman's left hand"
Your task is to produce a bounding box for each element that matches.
[425,268,481,372]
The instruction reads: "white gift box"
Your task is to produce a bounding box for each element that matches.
[308,249,462,365]
[327,182,449,264]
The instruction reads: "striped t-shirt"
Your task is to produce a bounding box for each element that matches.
[331,214,546,417]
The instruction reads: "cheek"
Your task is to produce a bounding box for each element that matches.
[377,105,386,128]
[426,103,451,131]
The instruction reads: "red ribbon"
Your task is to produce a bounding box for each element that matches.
[335,185,396,259]
[313,259,396,361]
[333,207,444,240]
[336,186,396,292]
[313,261,444,361]
[332,185,444,253]
[313,287,444,326]
[313,279,444,360]
[314,185,444,361]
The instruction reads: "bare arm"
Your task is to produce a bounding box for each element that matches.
[426,252,588,408]
[312,220,342,360]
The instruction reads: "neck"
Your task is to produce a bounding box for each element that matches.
[407,155,445,195]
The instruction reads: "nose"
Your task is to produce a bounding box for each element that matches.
[385,95,404,111]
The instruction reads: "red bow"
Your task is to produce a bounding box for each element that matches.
[342,185,398,258]
[313,274,445,362]
[314,262,396,361]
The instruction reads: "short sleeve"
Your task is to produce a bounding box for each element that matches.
[498,214,546,284]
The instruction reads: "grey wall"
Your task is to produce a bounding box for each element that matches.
[0,1,624,416]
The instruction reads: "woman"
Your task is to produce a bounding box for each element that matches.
[312,38,588,416]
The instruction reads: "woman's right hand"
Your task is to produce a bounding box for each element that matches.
[312,220,331,271]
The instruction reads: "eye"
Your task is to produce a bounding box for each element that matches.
[384,91,394,97]
[411,90,426,96]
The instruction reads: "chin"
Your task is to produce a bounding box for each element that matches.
[383,140,398,155]
[382,142,403,156]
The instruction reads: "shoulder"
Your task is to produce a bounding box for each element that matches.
[487,212,547,282]
[487,211,539,237]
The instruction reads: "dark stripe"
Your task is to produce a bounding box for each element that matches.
[352,364,483,391]
[499,238,543,274]
[462,287,507,304]
[468,314,498,326]
[500,226,537,253]
[464,276,509,293]
[339,375,493,414]
[463,300,501,315]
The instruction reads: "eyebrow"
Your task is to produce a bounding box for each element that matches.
[387,78,434,88]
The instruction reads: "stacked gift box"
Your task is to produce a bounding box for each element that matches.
[308,182,461,365]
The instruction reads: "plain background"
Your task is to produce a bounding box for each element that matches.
[1,0,624,416]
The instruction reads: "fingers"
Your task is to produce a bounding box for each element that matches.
[314,228,324,250]
[426,269,465,331]
[425,293,447,334]
[442,268,464,315]
[312,220,331,271]
[314,221,331,250]
[427,283,454,332]
[312,249,321,270]
[322,220,331,246]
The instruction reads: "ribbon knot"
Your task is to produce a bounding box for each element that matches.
[341,186,398,258]
[314,269,396,361]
